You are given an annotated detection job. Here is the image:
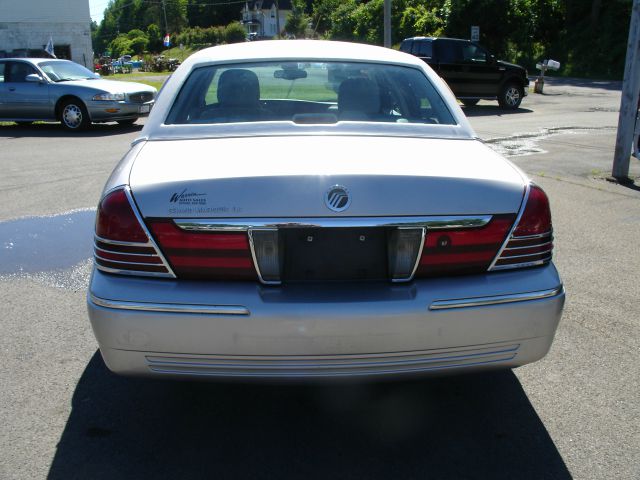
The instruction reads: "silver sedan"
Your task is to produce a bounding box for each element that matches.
[87,40,565,381]
[0,58,156,130]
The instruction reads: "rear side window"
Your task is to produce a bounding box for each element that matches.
[436,41,462,64]
[399,40,413,53]
[412,41,432,58]
[166,61,456,126]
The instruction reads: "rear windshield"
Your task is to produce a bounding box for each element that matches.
[165,61,455,126]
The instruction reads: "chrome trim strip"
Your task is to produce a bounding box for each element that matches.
[247,228,282,286]
[496,250,552,260]
[89,294,250,315]
[488,183,530,271]
[94,253,165,267]
[491,256,553,271]
[94,263,174,278]
[504,240,552,251]
[123,186,177,278]
[94,234,152,248]
[174,215,492,232]
[429,286,563,310]
[94,245,160,258]
[391,227,426,283]
[509,231,553,241]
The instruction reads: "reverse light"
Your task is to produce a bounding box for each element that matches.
[94,188,173,277]
[388,228,424,281]
[93,92,125,101]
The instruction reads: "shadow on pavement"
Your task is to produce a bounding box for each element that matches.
[0,122,142,138]
[542,76,622,91]
[48,353,571,480]
[463,106,534,117]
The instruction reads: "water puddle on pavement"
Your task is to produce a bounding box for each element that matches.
[0,209,96,291]
[485,126,615,157]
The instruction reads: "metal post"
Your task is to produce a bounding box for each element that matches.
[612,0,640,181]
[383,0,391,48]
[384,0,391,48]
[162,0,169,36]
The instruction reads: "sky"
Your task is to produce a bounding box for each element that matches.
[89,0,109,23]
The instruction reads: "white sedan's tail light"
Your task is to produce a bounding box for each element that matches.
[415,215,516,277]
[147,220,258,280]
[490,184,553,270]
[94,188,174,277]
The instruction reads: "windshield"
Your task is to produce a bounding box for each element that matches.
[38,61,98,82]
[166,61,456,126]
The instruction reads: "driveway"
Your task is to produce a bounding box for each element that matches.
[0,78,638,479]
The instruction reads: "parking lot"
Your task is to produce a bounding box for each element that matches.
[0,77,639,479]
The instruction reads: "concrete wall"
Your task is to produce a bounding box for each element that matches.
[0,0,92,67]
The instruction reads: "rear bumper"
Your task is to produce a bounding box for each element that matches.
[87,264,565,380]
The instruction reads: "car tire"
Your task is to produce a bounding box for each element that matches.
[461,99,479,107]
[498,82,523,109]
[117,119,138,126]
[59,99,90,131]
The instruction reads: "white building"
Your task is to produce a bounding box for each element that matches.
[241,0,291,39]
[0,0,92,67]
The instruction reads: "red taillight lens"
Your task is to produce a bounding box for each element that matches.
[96,189,147,243]
[415,215,515,277]
[148,220,258,280]
[512,185,552,237]
[491,184,553,270]
[94,188,172,277]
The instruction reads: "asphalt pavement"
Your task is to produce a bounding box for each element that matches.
[0,77,638,479]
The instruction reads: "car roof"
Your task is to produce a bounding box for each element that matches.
[186,40,422,67]
[403,37,471,43]
[0,58,70,64]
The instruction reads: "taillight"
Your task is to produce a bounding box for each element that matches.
[147,220,258,280]
[94,188,174,277]
[490,184,553,270]
[414,215,515,277]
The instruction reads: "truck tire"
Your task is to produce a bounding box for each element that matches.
[498,82,524,109]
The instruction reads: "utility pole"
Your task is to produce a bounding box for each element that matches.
[612,0,640,181]
[275,0,281,38]
[383,0,391,48]
[162,0,169,36]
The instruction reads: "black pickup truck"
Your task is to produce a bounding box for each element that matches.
[400,37,529,109]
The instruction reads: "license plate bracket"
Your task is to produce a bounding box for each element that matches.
[281,228,388,282]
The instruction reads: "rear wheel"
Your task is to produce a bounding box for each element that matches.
[461,99,479,107]
[498,82,523,109]
[117,119,137,126]
[59,99,90,131]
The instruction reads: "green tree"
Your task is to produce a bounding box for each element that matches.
[285,0,310,38]
[223,22,247,44]
[146,24,162,52]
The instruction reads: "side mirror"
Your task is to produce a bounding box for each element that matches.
[25,73,44,83]
[489,55,497,65]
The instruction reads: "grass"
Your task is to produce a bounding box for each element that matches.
[109,71,169,91]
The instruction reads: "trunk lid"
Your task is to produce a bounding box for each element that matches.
[129,136,525,218]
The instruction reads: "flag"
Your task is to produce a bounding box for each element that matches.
[163,34,171,47]
[45,36,56,58]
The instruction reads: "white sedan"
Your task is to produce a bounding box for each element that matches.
[87,40,564,380]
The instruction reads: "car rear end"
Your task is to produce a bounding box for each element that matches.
[87,41,564,381]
